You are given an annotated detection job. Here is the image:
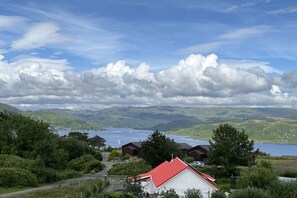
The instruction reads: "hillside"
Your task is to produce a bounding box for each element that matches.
[45,106,297,129]
[0,103,22,114]
[167,118,297,144]
[23,111,101,131]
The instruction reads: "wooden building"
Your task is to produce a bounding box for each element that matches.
[122,142,192,157]
[188,145,210,161]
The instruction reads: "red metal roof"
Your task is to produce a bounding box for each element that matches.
[138,157,219,189]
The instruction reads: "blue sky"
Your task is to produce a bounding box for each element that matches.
[0,0,297,109]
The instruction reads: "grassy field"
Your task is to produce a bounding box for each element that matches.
[10,179,106,198]
[0,187,30,195]
[257,156,297,173]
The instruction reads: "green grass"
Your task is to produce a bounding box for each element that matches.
[256,156,297,173]
[11,179,106,198]
[0,187,31,195]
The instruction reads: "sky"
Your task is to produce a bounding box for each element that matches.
[0,0,297,110]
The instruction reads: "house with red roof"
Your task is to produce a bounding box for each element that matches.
[137,157,219,197]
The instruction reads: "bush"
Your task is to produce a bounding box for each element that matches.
[237,167,277,189]
[103,191,137,198]
[268,180,297,198]
[68,155,103,173]
[280,170,297,178]
[122,154,131,161]
[57,169,82,180]
[196,166,230,178]
[33,167,61,183]
[108,160,152,176]
[231,187,270,198]
[160,189,179,198]
[84,159,104,173]
[184,188,202,198]
[93,151,103,161]
[0,167,38,187]
[108,150,122,161]
[184,157,195,163]
[211,190,227,198]
[0,154,33,169]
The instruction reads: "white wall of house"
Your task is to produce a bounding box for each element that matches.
[158,168,217,198]
[141,179,157,195]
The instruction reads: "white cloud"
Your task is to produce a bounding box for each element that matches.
[0,53,296,109]
[269,6,297,14]
[220,59,282,74]
[217,25,271,40]
[0,15,27,30]
[11,22,69,50]
[179,25,271,54]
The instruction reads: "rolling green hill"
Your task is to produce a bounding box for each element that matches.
[45,106,297,129]
[167,118,297,144]
[23,111,101,131]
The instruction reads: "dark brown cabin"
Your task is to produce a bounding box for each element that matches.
[121,142,192,157]
[122,142,142,157]
[188,145,210,161]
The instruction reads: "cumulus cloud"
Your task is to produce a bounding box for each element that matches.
[0,53,296,109]
[11,22,69,50]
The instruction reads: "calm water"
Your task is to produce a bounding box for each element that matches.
[58,128,297,156]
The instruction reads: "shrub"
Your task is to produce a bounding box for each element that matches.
[79,179,106,197]
[108,160,152,176]
[34,167,61,183]
[0,154,33,169]
[103,191,137,198]
[280,170,297,178]
[184,188,202,198]
[122,154,131,161]
[257,160,272,169]
[93,151,103,161]
[268,180,297,198]
[231,187,270,198]
[84,159,104,173]
[184,157,195,163]
[108,150,122,161]
[0,167,38,187]
[237,167,277,189]
[196,166,230,178]
[160,189,179,198]
[68,155,103,173]
[211,190,227,198]
[57,169,82,180]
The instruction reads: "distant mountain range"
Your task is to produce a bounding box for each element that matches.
[0,103,100,131]
[2,103,297,143]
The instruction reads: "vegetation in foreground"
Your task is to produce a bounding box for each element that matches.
[0,112,104,189]
[12,179,107,198]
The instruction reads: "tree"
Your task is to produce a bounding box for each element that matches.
[207,124,256,175]
[68,132,88,142]
[87,135,106,149]
[140,130,181,167]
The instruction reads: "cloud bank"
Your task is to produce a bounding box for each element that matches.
[0,53,296,110]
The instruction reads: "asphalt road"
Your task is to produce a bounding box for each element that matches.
[0,153,114,198]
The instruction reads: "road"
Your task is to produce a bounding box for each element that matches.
[0,153,114,198]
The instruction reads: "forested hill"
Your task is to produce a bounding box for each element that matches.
[0,103,22,114]
[0,103,100,130]
[45,106,297,129]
